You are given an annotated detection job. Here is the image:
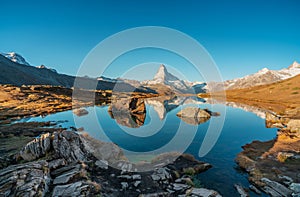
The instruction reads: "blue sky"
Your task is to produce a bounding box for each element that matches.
[1,0,300,81]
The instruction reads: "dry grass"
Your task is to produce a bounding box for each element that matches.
[200,74,300,118]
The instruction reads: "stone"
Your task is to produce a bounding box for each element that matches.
[172,183,189,191]
[261,178,292,197]
[53,169,80,185]
[290,183,300,193]
[73,108,89,117]
[121,182,128,190]
[263,186,282,197]
[19,133,52,161]
[188,188,222,197]
[95,159,108,170]
[134,181,141,187]
[117,175,132,180]
[0,160,50,197]
[287,119,300,133]
[151,174,161,181]
[49,159,67,170]
[176,107,213,125]
[132,174,142,180]
[234,184,248,197]
[52,181,96,196]
[249,184,261,194]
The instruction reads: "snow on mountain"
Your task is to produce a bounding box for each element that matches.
[208,61,300,91]
[142,64,206,93]
[0,52,30,66]
[36,65,57,73]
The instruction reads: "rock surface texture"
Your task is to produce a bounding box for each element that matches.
[0,130,221,197]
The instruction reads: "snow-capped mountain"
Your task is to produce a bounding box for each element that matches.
[0,52,30,66]
[208,61,300,91]
[142,64,206,93]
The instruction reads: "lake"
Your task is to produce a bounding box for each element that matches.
[24,96,277,196]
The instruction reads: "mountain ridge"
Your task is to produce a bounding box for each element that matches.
[207,61,300,91]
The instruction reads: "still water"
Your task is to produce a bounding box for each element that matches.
[26,96,277,196]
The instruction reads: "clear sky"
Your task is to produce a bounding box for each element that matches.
[1,0,300,81]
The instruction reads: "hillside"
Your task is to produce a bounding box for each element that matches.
[207,61,300,91]
[0,54,75,87]
[202,74,300,118]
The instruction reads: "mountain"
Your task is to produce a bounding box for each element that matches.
[142,64,206,94]
[0,52,31,66]
[0,54,74,87]
[0,53,155,92]
[208,61,300,91]
[223,73,300,118]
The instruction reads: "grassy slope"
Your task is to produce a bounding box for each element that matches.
[202,74,300,118]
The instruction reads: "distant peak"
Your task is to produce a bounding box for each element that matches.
[288,61,300,69]
[0,52,30,66]
[258,67,269,74]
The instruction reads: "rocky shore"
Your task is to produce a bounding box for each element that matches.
[0,130,221,197]
[236,112,300,196]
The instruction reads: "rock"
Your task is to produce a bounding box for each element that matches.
[95,159,108,170]
[261,178,293,196]
[52,181,98,197]
[138,192,170,197]
[151,174,161,181]
[279,175,294,185]
[234,184,248,197]
[19,133,52,161]
[53,168,81,185]
[73,108,89,117]
[117,175,132,180]
[172,183,189,191]
[263,186,282,197]
[132,174,142,180]
[290,183,300,193]
[0,160,50,197]
[176,107,212,125]
[121,182,128,190]
[249,184,261,194]
[81,135,125,163]
[188,188,222,197]
[49,159,67,170]
[287,119,300,133]
[108,98,146,128]
[134,181,141,187]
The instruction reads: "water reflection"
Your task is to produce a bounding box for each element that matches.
[107,96,206,128]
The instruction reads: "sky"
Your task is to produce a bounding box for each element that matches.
[1,0,300,81]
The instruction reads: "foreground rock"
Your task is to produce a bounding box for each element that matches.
[176,107,220,125]
[0,130,221,196]
[236,115,300,197]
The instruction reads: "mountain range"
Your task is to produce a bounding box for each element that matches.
[208,61,300,91]
[1,52,299,93]
[0,53,206,94]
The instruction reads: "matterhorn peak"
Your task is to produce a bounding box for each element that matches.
[153,64,179,82]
